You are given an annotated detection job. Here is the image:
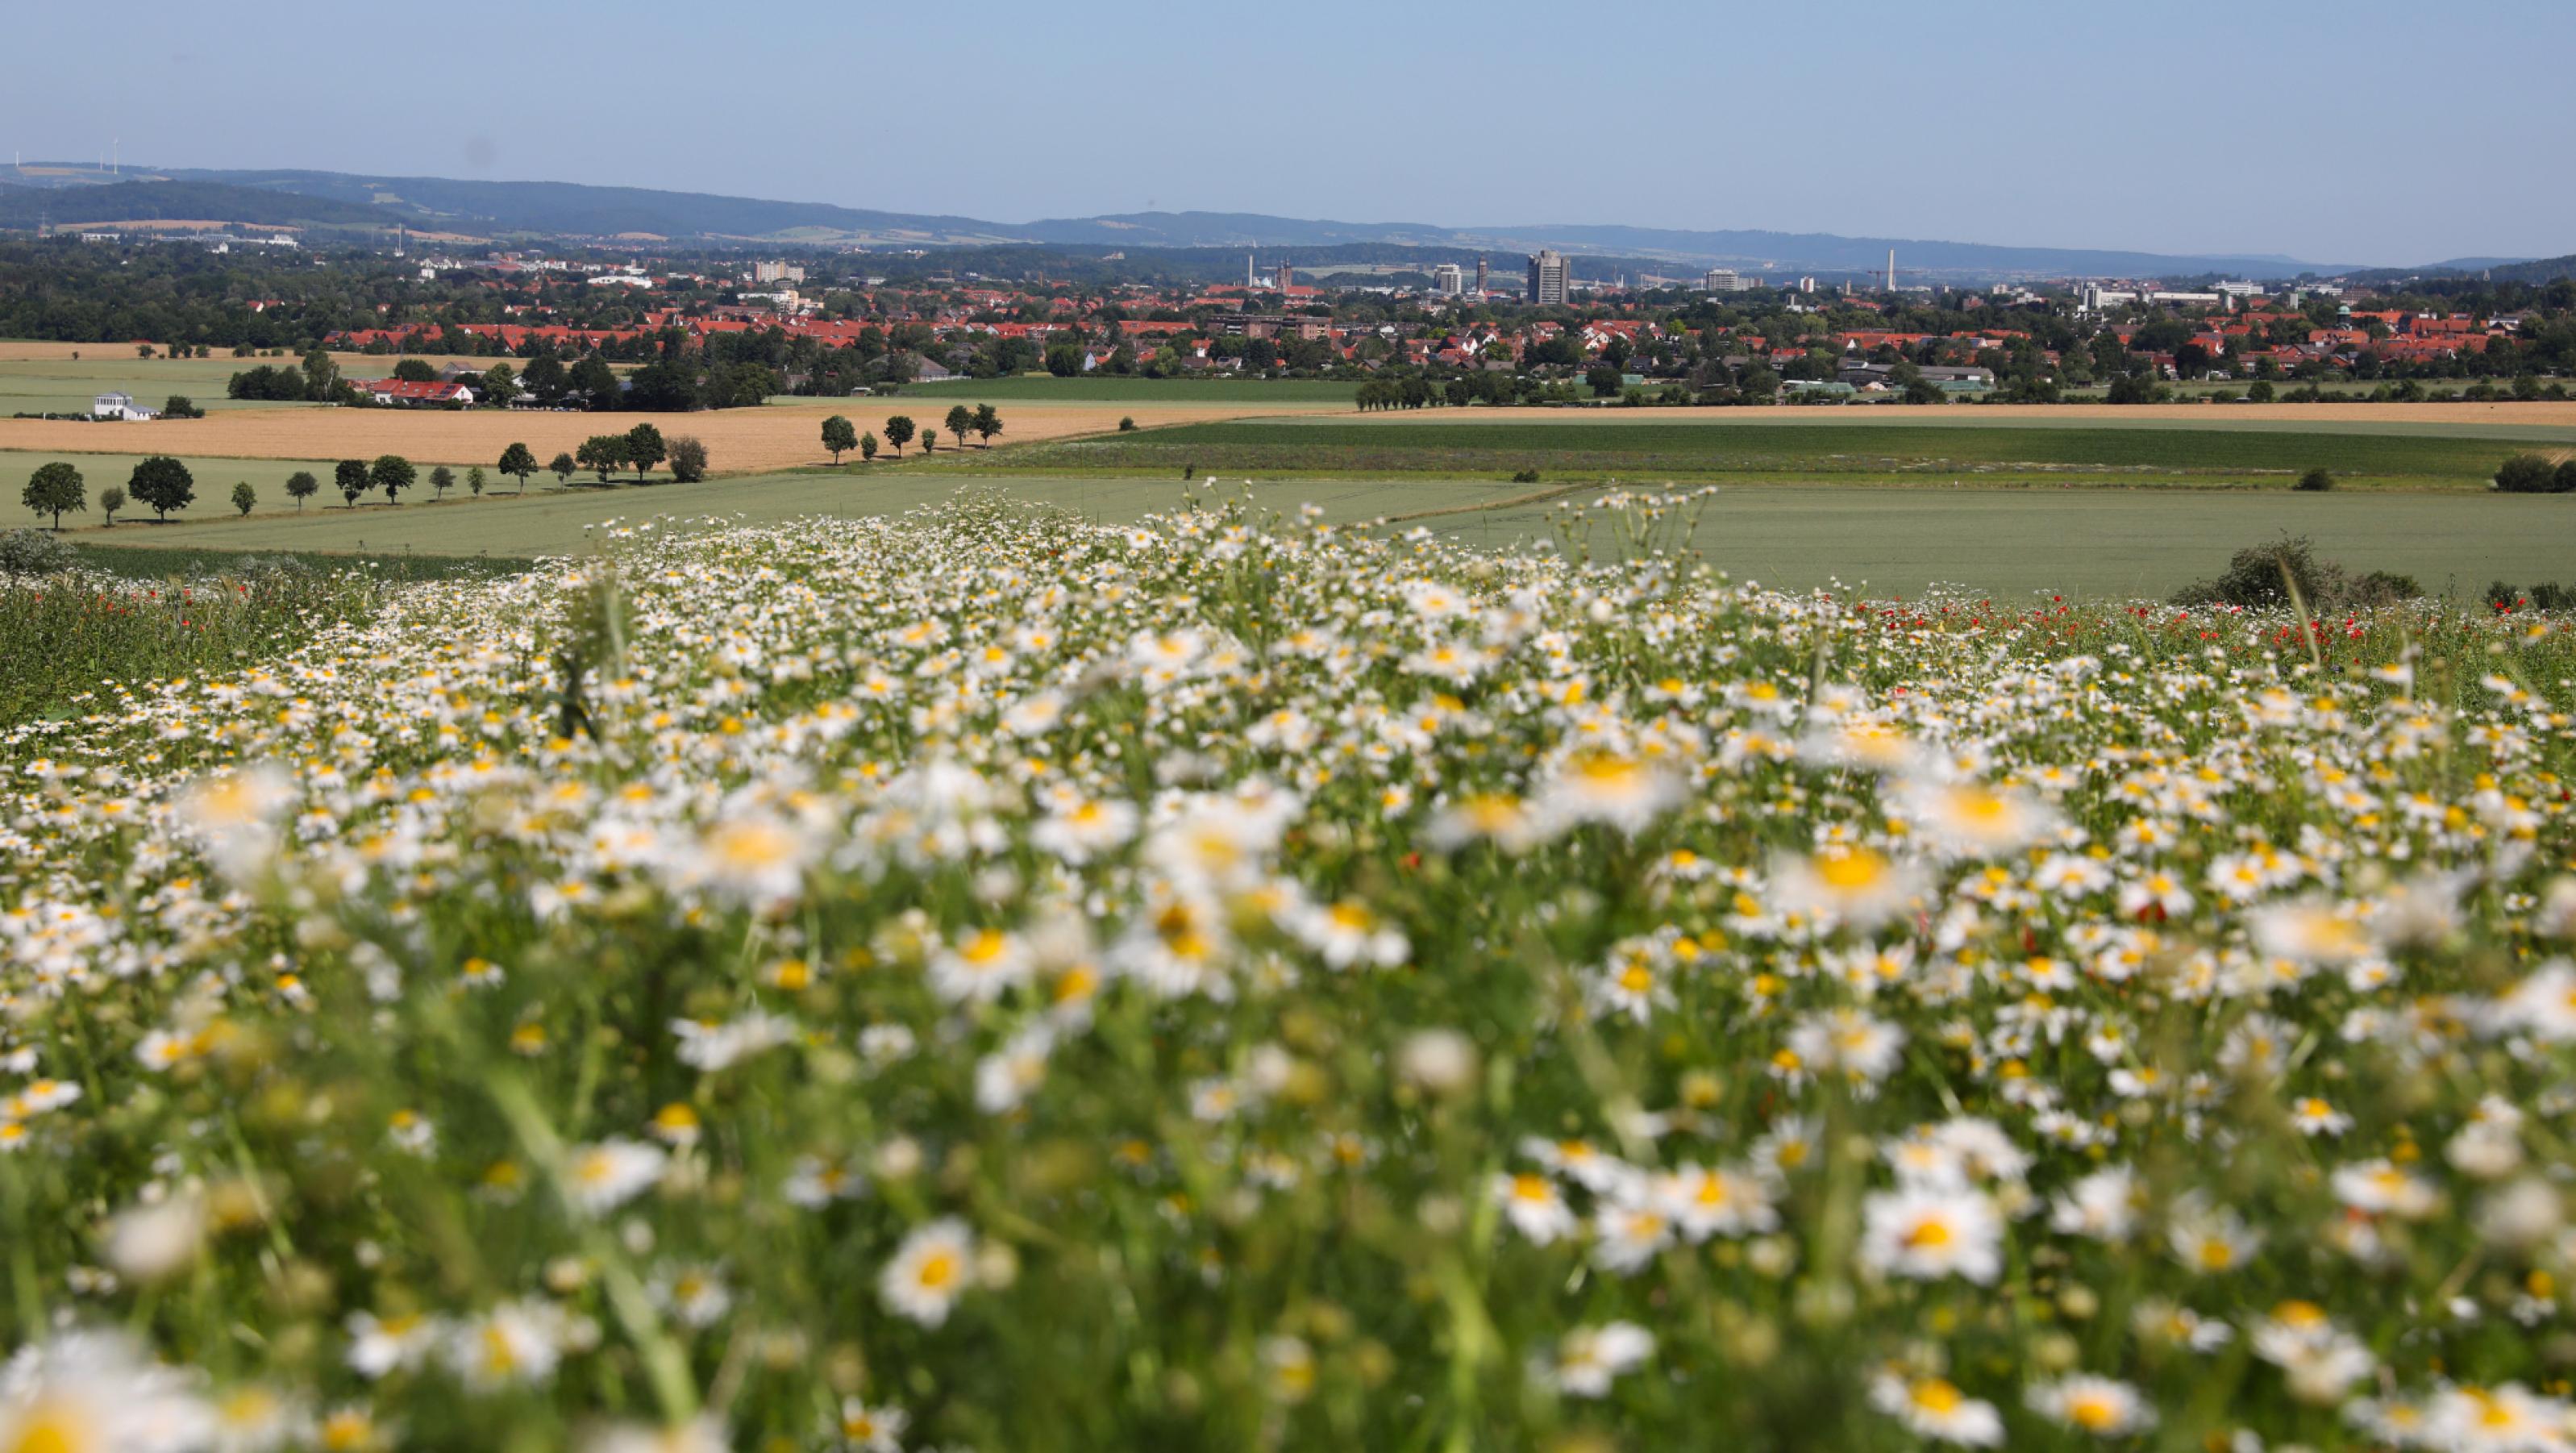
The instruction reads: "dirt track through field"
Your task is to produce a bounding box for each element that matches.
[0,398,1334,473]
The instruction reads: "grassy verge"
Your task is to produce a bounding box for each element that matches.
[66,542,526,581]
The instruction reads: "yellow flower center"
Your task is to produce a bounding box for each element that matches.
[916,1251,959,1291]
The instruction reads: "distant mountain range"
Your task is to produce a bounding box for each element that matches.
[0,161,2541,282]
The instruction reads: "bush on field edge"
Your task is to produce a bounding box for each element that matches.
[0,527,77,577]
[2169,535,2421,611]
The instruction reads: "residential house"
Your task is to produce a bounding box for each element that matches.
[360,378,477,406]
[91,392,158,421]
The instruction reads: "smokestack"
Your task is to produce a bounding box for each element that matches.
[1886,249,1895,291]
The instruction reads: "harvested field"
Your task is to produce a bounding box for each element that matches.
[0,339,135,361]
[0,397,1335,473]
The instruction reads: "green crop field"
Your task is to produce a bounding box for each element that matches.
[880,376,1360,404]
[984,418,2573,489]
[51,467,2576,598]
[0,353,327,415]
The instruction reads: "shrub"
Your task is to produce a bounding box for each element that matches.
[2487,581,2523,610]
[1118,416,1138,432]
[2348,570,2422,606]
[2495,453,2558,492]
[2530,582,2574,613]
[2245,380,2275,402]
[2295,468,2335,492]
[668,436,710,483]
[162,394,206,419]
[2559,460,2576,493]
[1510,468,1542,484]
[99,486,124,525]
[0,527,77,576]
[2169,535,2338,609]
[231,481,257,516]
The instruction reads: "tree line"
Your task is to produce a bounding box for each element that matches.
[818,405,1002,464]
[18,430,719,531]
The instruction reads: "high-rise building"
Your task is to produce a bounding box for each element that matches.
[1526,249,1568,306]
[751,260,805,285]
[1475,256,1488,295]
[1702,268,1754,293]
[1432,263,1465,296]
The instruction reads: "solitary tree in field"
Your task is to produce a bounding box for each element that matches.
[944,405,973,448]
[24,460,85,530]
[972,403,1001,447]
[922,427,939,452]
[498,442,539,493]
[99,486,123,526]
[624,423,667,481]
[336,459,368,507]
[884,415,915,456]
[822,414,857,464]
[231,481,257,516]
[468,466,488,497]
[860,432,878,463]
[429,464,456,500]
[284,470,318,511]
[370,453,416,506]
[548,451,576,488]
[128,456,195,521]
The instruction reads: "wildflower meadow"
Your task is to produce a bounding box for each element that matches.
[4,489,2575,1452]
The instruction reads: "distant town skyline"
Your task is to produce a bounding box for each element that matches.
[5,0,2570,267]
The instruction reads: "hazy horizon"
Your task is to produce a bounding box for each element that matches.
[7,0,2570,267]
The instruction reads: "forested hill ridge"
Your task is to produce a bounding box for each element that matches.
[0,160,2424,281]
[0,181,399,234]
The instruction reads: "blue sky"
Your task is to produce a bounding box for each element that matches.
[7,0,2569,265]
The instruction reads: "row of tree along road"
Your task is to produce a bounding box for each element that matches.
[820,406,1004,464]
[19,401,1018,530]
[17,427,719,530]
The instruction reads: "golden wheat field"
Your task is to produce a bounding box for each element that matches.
[0,398,1330,472]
